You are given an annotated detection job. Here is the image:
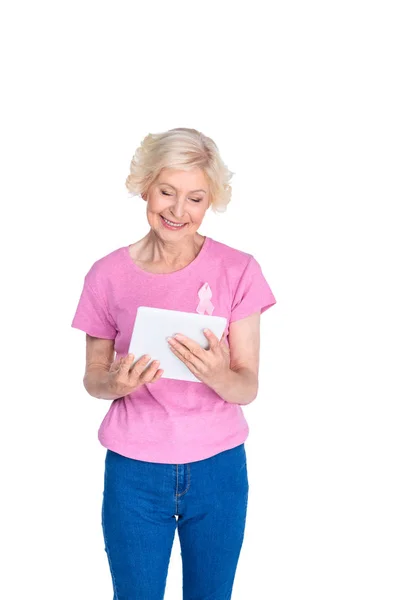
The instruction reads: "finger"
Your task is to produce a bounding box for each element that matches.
[169,334,204,359]
[140,360,160,383]
[150,368,164,383]
[115,354,134,373]
[169,346,201,379]
[203,328,220,350]
[126,353,150,375]
[168,342,204,372]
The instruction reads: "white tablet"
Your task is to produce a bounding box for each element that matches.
[128,306,227,383]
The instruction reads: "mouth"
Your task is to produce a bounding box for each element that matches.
[160,215,188,229]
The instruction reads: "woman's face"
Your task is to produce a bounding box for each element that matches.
[143,167,211,239]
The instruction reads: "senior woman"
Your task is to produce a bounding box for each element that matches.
[71,127,276,600]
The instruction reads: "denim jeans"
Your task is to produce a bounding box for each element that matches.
[101,443,249,600]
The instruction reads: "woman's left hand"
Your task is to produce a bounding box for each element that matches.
[167,329,231,388]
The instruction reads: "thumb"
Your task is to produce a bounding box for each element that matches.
[119,353,134,373]
[109,357,122,373]
[220,331,229,348]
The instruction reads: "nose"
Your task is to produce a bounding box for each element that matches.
[169,198,186,219]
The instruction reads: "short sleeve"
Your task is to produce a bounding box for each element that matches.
[71,270,117,339]
[230,256,277,323]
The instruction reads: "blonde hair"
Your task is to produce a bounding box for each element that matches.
[125,127,234,213]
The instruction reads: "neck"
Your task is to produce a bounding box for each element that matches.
[142,231,204,267]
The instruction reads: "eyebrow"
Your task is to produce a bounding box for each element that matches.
[159,182,207,193]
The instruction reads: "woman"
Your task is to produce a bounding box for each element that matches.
[71,127,276,599]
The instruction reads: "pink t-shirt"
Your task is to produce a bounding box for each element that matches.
[71,236,276,463]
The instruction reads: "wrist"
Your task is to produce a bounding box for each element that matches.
[210,367,257,405]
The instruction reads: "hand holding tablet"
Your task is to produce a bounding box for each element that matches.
[129,307,227,383]
[104,352,163,398]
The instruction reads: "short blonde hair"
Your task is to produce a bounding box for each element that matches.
[125,127,234,213]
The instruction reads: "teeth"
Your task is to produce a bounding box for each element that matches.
[162,216,185,227]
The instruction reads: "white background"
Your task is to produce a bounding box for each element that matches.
[1,1,399,598]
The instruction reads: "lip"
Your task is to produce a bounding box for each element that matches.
[160,215,188,226]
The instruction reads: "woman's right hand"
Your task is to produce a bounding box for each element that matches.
[107,353,163,397]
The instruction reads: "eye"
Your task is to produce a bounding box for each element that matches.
[162,190,201,203]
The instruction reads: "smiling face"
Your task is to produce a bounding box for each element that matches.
[143,167,211,238]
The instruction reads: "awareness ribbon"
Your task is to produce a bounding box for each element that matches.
[196,282,214,315]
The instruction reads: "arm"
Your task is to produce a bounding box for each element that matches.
[210,312,261,406]
[83,334,120,400]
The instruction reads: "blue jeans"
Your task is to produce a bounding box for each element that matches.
[101,443,249,600]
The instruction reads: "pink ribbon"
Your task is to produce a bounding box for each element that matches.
[196,282,214,315]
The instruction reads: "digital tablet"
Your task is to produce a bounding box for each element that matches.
[128,306,227,383]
